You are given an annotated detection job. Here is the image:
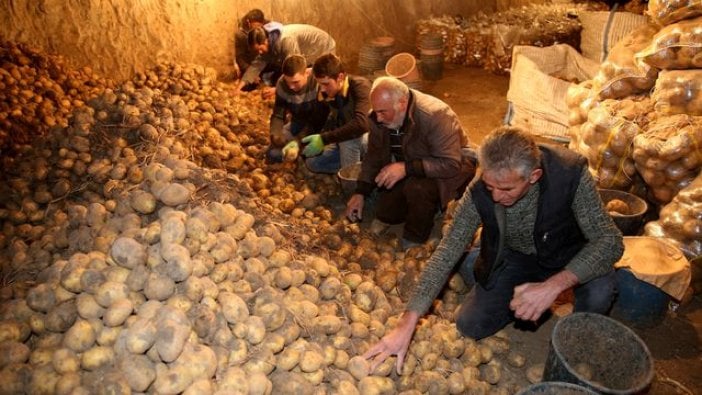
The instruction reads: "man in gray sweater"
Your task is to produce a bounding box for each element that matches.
[364,126,624,374]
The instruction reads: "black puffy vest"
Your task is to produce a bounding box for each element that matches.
[470,145,588,288]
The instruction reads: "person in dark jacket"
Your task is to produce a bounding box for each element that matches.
[300,53,370,174]
[233,9,268,86]
[344,76,476,249]
[362,126,624,375]
[265,54,328,164]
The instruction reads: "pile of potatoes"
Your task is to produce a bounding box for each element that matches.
[646,170,702,257]
[568,97,652,190]
[590,24,659,101]
[647,0,702,25]
[0,41,113,158]
[632,114,702,204]
[652,70,702,116]
[636,17,702,70]
[0,44,547,393]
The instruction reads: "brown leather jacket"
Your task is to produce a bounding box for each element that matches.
[356,89,475,207]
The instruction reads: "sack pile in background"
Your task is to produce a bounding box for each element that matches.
[416,3,595,74]
[566,0,702,260]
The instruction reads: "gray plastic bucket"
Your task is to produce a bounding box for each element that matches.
[543,312,654,394]
[517,382,598,395]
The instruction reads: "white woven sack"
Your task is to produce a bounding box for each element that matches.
[506,44,599,140]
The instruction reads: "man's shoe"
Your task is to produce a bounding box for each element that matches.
[401,238,423,250]
[369,219,391,236]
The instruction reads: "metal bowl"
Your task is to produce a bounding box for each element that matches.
[337,161,362,195]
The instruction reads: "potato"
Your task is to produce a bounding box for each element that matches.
[75,293,104,320]
[79,268,106,295]
[256,302,286,332]
[248,371,273,395]
[227,338,248,365]
[110,236,147,269]
[154,319,191,363]
[209,232,238,263]
[153,363,193,394]
[299,349,325,373]
[51,348,80,374]
[158,182,191,206]
[0,341,30,367]
[246,315,266,345]
[219,366,252,393]
[161,243,193,282]
[55,371,81,395]
[26,283,56,313]
[0,320,30,343]
[506,351,526,367]
[95,281,129,308]
[81,345,114,370]
[63,319,96,352]
[173,342,217,382]
[358,376,395,395]
[28,363,60,395]
[276,346,301,371]
[130,189,157,214]
[119,354,156,392]
[311,315,342,336]
[103,298,133,327]
[347,355,370,380]
[243,349,276,375]
[183,379,214,395]
[480,361,502,384]
[0,363,31,394]
[144,272,176,301]
[526,363,545,384]
[268,249,291,268]
[218,291,249,324]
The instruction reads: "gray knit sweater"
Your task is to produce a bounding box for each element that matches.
[407,167,624,315]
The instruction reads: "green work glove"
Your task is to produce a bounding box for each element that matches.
[301,134,324,157]
[282,140,299,162]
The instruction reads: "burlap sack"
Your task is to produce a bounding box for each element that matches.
[506,44,599,140]
[615,236,691,301]
[579,10,649,63]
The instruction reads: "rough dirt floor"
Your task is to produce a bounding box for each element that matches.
[341,64,702,394]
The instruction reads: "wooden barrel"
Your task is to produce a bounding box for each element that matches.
[418,33,444,81]
[358,36,396,76]
[385,53,420,87]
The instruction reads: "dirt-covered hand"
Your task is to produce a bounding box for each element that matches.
[363,311,419,374]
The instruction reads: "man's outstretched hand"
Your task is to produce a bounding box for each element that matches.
[363,311,419,375]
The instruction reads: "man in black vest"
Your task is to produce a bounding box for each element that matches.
[363,126,624,374]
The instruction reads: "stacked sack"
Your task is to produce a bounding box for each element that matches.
[568,0,702,284]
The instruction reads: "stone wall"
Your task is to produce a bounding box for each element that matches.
[0,0,542,81]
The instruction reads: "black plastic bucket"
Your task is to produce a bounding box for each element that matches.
[543,312,654,394]
[516,382,598,395]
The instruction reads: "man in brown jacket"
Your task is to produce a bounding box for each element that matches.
[345,77,475,249]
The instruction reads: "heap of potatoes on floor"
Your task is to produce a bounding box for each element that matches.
[0,41,547,394]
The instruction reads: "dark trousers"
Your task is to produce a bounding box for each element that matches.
[455,251,617,340]
[374,176,440,243]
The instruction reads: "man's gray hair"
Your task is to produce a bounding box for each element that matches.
[370,76,409,103]
[478,126,542,179]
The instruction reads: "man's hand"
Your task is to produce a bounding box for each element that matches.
[510,270,578,322]
[363,311,419,375]
[345,193,364,222]
[282,141,300,162]
[301,134,325,157]
[375,162,406,189]
[261,86,276,100]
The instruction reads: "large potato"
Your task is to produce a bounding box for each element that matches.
[110,237,147,269]
[119,354,156,392]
